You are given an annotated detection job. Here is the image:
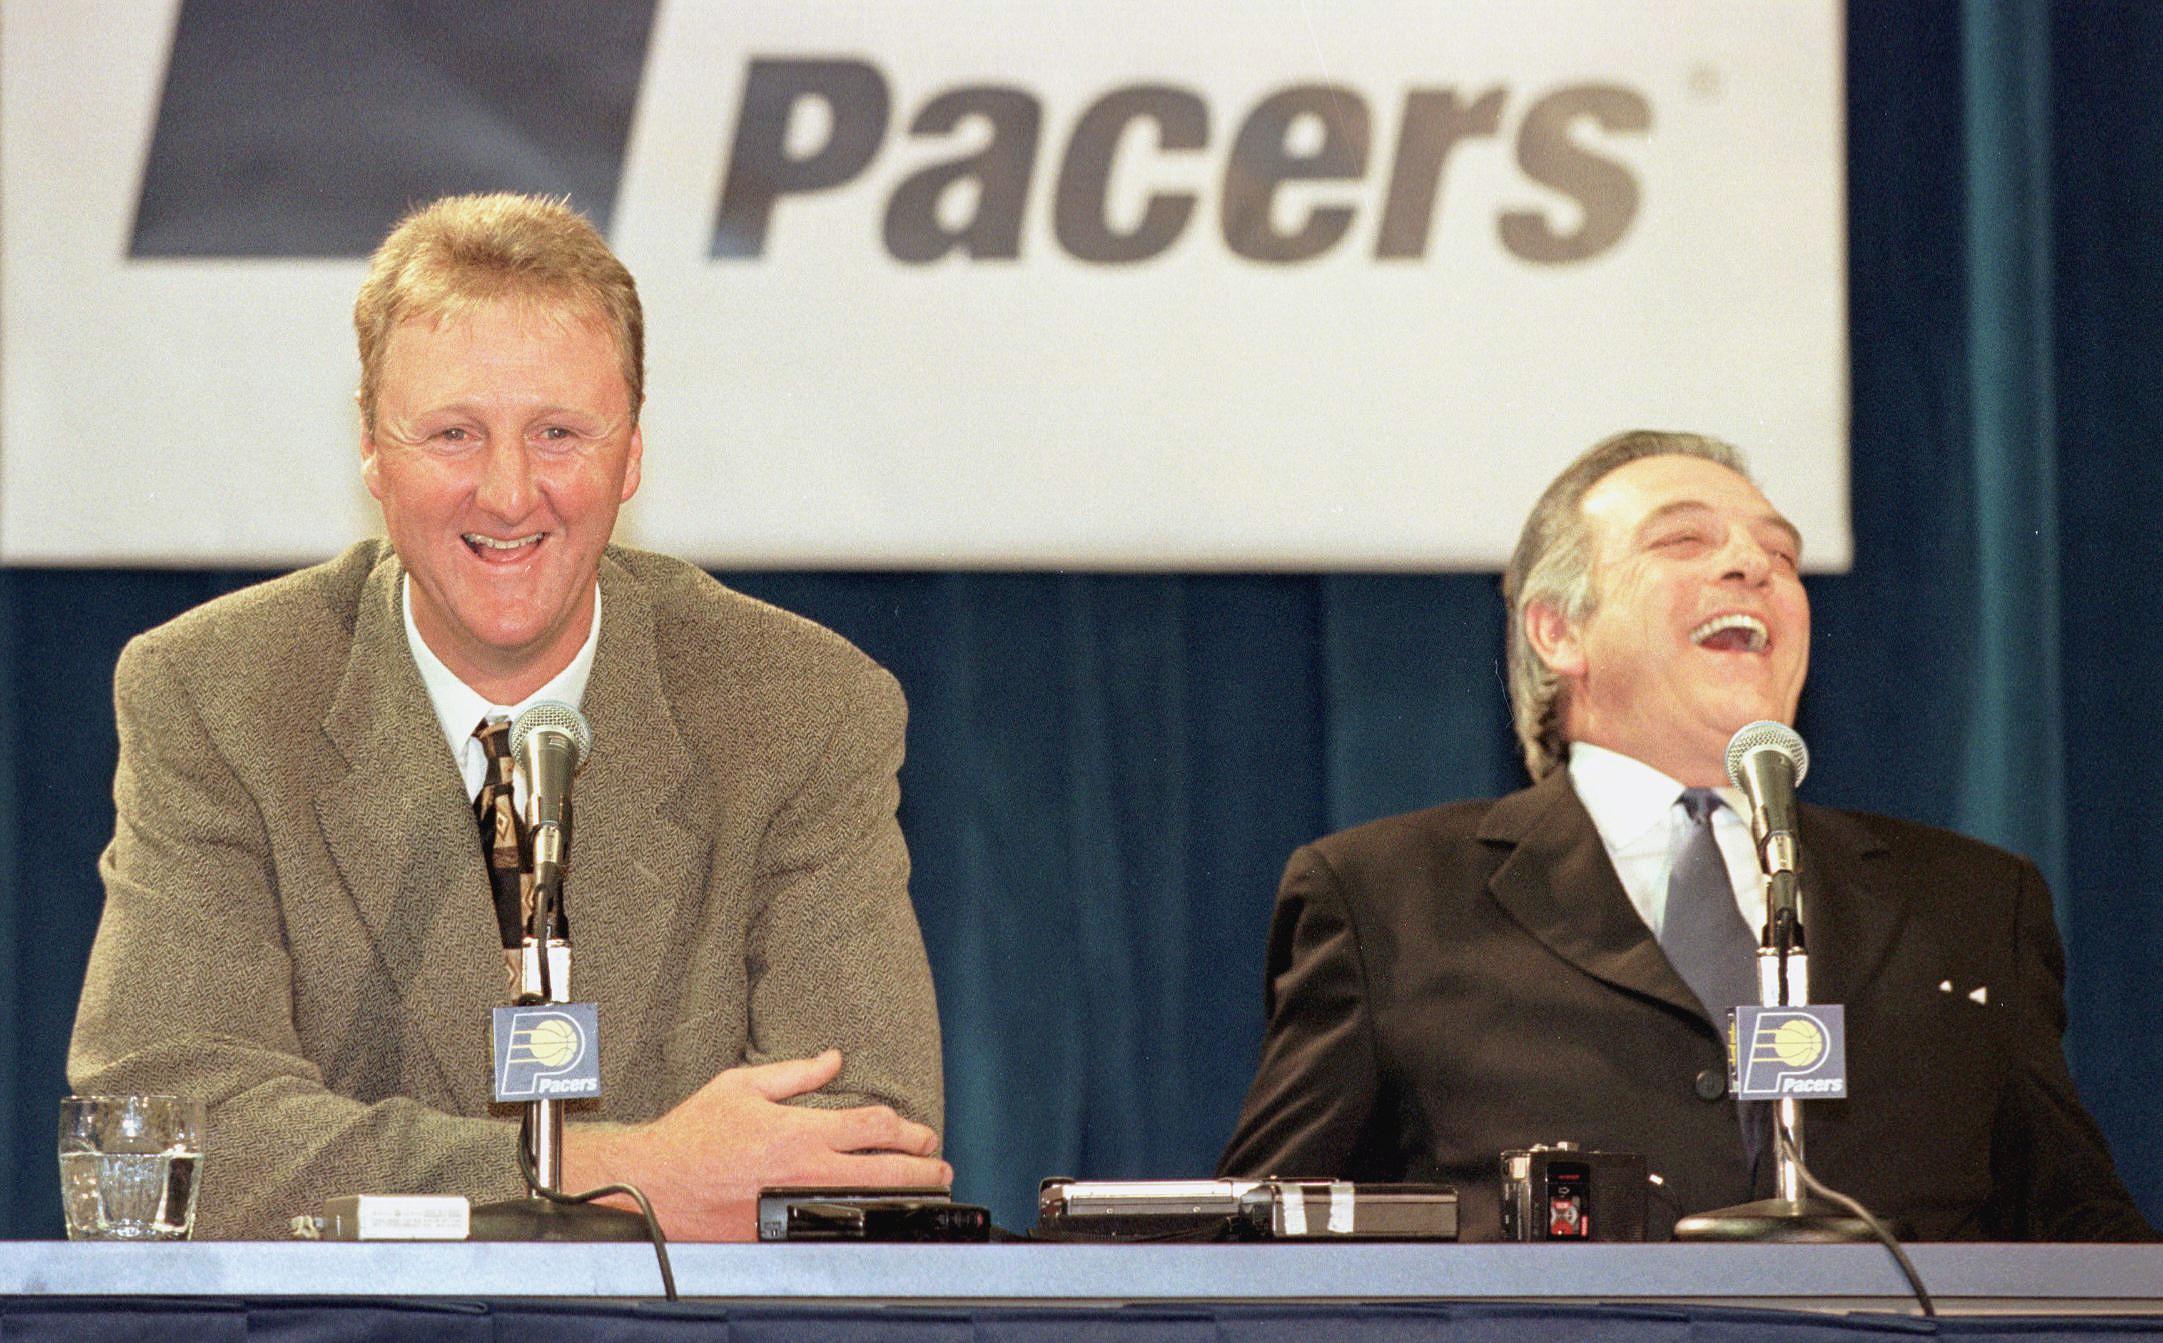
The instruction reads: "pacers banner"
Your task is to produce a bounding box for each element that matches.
[1,1,1846,569]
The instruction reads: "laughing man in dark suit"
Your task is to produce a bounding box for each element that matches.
[1219,430,2153,1241]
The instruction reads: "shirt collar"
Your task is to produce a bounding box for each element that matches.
[402,575,602,757]
[1567,742,1746,854]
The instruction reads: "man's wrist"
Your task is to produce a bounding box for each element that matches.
[561,1120,639,1192]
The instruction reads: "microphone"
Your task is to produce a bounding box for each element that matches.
[1724,720,1809,932]
[511,701,593,897]
[1676,722,1873,1243]
[478,700,647,1245]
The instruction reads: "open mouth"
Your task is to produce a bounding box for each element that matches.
[1690,612,1769,653]
[463,532,544,559]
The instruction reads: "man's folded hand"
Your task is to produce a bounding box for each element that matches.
[563,1048,950,1241]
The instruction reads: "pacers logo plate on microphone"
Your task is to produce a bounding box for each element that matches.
[492,1003,603,1101]
[1729,1005,1847,1100]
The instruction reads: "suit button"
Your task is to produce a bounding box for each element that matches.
[1694,1068,1727,1101]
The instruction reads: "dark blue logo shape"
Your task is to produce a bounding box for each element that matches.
[131,0,658,257]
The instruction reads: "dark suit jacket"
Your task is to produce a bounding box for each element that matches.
[1218,768,2153,1241]
[71,540,941,1238]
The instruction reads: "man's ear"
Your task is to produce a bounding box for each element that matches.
[359,431,385,502]
[619,424,643,502]
[1523,601,1587,679]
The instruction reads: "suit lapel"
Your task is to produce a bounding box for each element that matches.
[1791,806,1900,1008]
[313,551,504,1110]
[1480,769,1711,1027]
[551,553,701,1042]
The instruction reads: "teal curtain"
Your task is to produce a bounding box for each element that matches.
[1959,0,2067,897]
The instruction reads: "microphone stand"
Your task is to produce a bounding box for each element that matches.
[1673,871,1872,1242]
[469,853,647,1242]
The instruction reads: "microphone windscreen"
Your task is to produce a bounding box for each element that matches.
[511,700,594,769]
[1725,720,1808,788]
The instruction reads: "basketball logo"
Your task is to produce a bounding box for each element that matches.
[512,1014,583,1070]
[1762,1014,1826,1070]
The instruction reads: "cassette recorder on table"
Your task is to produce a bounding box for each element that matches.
[1036,1178,1457,1241]
[1499,1144,1650,1242]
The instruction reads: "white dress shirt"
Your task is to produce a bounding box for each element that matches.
[1566,742,1767,941]
[401,576,600,804]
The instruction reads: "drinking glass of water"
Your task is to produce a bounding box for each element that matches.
[58,1095,205,1241]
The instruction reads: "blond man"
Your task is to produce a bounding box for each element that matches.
[71,194,945,1240]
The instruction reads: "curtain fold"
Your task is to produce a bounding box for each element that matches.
[1959,0,2068,898]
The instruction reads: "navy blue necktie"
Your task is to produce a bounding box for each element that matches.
[1659,789,1758,1026]
[1660,787,1769,1181]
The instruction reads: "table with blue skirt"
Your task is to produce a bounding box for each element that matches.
[5,1243,2163,1341]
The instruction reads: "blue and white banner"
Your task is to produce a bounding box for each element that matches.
[2,1,1847,569]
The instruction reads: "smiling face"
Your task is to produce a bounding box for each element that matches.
[1524,454,1809,787]
[360,296,643,702]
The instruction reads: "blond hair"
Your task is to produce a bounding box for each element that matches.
[1501,430,1749,779]
[354,193,642,430]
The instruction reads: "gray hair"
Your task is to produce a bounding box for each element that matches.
[1501,429,1749,780]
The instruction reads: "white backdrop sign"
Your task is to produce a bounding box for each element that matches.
[1,0,1847,569]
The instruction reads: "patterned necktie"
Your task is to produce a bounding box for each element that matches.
[472,717,531,957]
[1659,788,1759,1026]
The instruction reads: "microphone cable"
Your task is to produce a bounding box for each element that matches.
[515,1107,678,1301]
[1774,1127,1933,1316]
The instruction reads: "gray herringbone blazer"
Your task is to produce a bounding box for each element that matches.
[71,540,940,1238]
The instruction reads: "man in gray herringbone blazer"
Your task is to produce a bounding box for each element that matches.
[70,194,946,1240]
